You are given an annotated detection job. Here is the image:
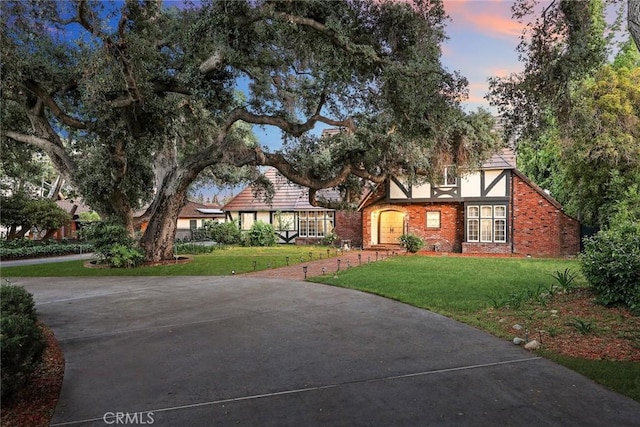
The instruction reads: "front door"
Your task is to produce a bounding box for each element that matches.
[379,211,404,244]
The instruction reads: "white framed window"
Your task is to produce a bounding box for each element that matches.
[241,212,255,230]
[274,212,296,231]
[443,166,457,187]
[494,206,507,242]
[426,211,441,229]
[298,211,334,238]
[467,206,479,242]
[467,204,507,243]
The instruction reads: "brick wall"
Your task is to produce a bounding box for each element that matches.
[512,174,580,257]
[335,210,363,247]
[362,202,464,252]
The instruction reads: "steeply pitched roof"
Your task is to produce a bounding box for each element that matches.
[481,148,516,169]
[223,168,340,211]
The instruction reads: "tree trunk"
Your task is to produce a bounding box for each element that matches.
[139,188,187,262]
[630,0,640,52]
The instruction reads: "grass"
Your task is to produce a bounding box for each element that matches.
[309,256,583,316]
[540,351,640,402]
[1,246,337,277]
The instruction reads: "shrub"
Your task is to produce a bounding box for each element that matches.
[107,243,144,268]
[580,220,640,314]
[80,220,142,268]
[320,231,338,246]
[399,233,424,253]
[202,220,241,245]
[0,282,46,400]
[243,221,277,247]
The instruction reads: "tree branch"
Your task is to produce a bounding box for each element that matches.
[4,131,76,177]
[224,107,354,137]
[23,80,86,129]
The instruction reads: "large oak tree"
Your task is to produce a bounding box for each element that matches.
[2,0,498,261]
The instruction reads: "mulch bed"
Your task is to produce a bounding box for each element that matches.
[0,325,65,427]
[484,288,640,362]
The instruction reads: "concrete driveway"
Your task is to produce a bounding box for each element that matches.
[12,276,640,426]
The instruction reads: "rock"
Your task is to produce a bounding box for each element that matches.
[513,324,523,330]
[513,337,524,345]
[524,340,541,350]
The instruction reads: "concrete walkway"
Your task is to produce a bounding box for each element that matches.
[11,274,639,426]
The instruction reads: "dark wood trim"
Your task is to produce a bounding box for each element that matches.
[390,176,411,198]
[481,170,509,197]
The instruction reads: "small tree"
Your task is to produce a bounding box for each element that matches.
[0,195,70,240]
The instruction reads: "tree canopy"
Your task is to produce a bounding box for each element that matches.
[488,0,640,228]
[1,0,498,260]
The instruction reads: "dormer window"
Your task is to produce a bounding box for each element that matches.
[442,166,457,187]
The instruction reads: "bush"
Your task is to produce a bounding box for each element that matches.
[202,220,241,245]
[0,282,46,400]
[320,231,338,246]
[580,220,640,314]
[243,221,277,247]
[399,233,424,253]
[80,220,142,267]
[0,239,93,259]
[107,243,144,268]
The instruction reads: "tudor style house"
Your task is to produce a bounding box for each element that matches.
[360,149,580,257]
[223,167,362,246]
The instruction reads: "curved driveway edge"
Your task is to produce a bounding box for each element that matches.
[13,276,640,426]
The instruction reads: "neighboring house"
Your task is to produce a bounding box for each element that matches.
[360,149,580,257]
[52,199,93,239]
[175,200,225,240]
[223,168,362,246]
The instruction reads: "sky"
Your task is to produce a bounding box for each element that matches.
[441,0,524,111]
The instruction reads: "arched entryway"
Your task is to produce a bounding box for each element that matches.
[378,210,405,245]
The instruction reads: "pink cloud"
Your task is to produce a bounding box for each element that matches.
[443,0,525,39]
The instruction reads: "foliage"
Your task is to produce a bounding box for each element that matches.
[106,243,144,268]
[174,243,216,255]
[0,239,93,259]
[202,220,241,245]
[1,0,498,261]
[21,198,71,237]
[489,0,610,141]
[0,193,70,239]
[320,231,338,246]
[560,65,640,227]
[399,233,424,253]
[243,221,277,247]
[78,211,101,223]
[580,219,640,314]
[80,220,142,268]
[551,268,579,291]
[495,9,640,228]
[0,281,46,400]
[566,317,596,335]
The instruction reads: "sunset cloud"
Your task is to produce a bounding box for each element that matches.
[443,0,525,39]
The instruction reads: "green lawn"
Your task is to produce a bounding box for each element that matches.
[310,256,584,315]
[1,246,337,277]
